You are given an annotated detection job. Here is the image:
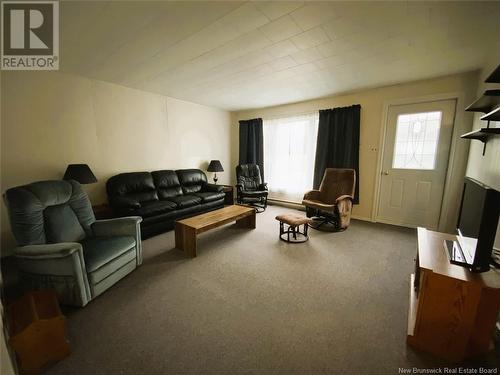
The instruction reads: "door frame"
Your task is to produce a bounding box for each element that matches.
[371,91,471,232]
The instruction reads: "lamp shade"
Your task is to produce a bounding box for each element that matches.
[63,164,97,184]
[207,160,224,173]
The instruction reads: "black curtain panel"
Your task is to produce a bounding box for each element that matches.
[239,118,264,180]
[313,104,361,204]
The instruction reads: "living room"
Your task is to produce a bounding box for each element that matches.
[1,1,500,374]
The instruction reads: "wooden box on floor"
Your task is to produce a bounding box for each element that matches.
[8,290,71,374]
[407,228,500,362]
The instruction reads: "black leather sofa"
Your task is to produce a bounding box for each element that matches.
[107,169,225,238]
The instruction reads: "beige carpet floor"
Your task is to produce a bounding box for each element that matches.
[46,205,499,374]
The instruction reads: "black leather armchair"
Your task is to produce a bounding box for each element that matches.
[236,164,268,212]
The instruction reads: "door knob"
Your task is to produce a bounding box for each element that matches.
[382,171,389,175]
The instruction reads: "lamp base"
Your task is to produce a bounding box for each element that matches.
[213,173,218,184]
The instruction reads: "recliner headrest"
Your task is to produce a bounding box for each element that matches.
[3,180,95,246]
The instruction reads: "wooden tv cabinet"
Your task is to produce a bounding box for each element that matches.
[407,228,500,362]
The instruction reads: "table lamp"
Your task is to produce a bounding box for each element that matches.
[207,160,223,184]
[63,164,97,184]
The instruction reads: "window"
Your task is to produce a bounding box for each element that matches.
[264,113,319,202]
[392,111,442,170]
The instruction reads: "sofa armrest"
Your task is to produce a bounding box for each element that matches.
[259,182,268,191]
[303,190,321,201]
[109,196,141,209]
[335,195,354,204]
[91,217,143,265]
[204,183,224,193]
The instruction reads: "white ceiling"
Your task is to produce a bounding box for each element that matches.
[59,1,500,111]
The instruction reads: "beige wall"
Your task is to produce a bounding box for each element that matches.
[232,72,478,230]
[465,50,500,249]
[1,71,232,254]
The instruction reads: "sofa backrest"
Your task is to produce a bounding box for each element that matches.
[106,172,158,204]
[319,168,356,205]
[236,164,262,191]
[175,169,208,194]
[106,169,210,208]
[151,170,182,199]
[3,180,95,246]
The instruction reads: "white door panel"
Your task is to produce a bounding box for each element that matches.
[377,100,456,229]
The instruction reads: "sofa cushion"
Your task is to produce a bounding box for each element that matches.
[166,195,202,208]
[133,200,177,218]
[193,191,225,203]
[152,170,183,199]
[81,235,136,273]
[176,169,207,194]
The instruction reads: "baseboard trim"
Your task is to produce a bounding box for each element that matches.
[375,217,420,229]
[351,215,372,222]
[268,199,305,211]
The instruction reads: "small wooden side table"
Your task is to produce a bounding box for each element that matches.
[220,185,234,205]
[407,228,500,361]
[8,290,71,374]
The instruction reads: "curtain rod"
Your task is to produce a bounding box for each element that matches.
[261,110,319,121]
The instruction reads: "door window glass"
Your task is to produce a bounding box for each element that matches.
[392,111,442,170]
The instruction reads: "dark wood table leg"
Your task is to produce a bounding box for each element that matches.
[175,222,184,251]
[235,211,256,229]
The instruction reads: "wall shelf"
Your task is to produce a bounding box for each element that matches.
[464,65,500,156]
[485,65,500,83]
[461,127,500,143]
[481,106,500,121]
[465,89,500,113]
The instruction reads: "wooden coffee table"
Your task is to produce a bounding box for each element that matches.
[175,205,256,257]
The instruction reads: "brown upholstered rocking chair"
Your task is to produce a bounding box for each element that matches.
[302,168,356,231]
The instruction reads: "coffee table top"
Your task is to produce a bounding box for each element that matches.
[176,205,254,231]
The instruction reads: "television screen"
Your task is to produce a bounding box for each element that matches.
[456,180,486,264]
[458,180,485,238]
[454,177,500,272]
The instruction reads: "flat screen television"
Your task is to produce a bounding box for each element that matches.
[444,177,500,273]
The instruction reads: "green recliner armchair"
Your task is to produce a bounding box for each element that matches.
[3,180,142,307]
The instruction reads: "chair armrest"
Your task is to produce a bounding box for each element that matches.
[335,195,354,204]
[14,242,83,259]
[92,217,142,237]
[109,196,141,209]
[91,217,143,265]
[259,183,268,191]
[13,242,91,306]
[236,183,243,192]
[204,183,224,193]
[303,190,321,201]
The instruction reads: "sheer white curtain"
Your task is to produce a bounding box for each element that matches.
[263,113,319,203]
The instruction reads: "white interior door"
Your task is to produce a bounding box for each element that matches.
[377,100,456,229]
